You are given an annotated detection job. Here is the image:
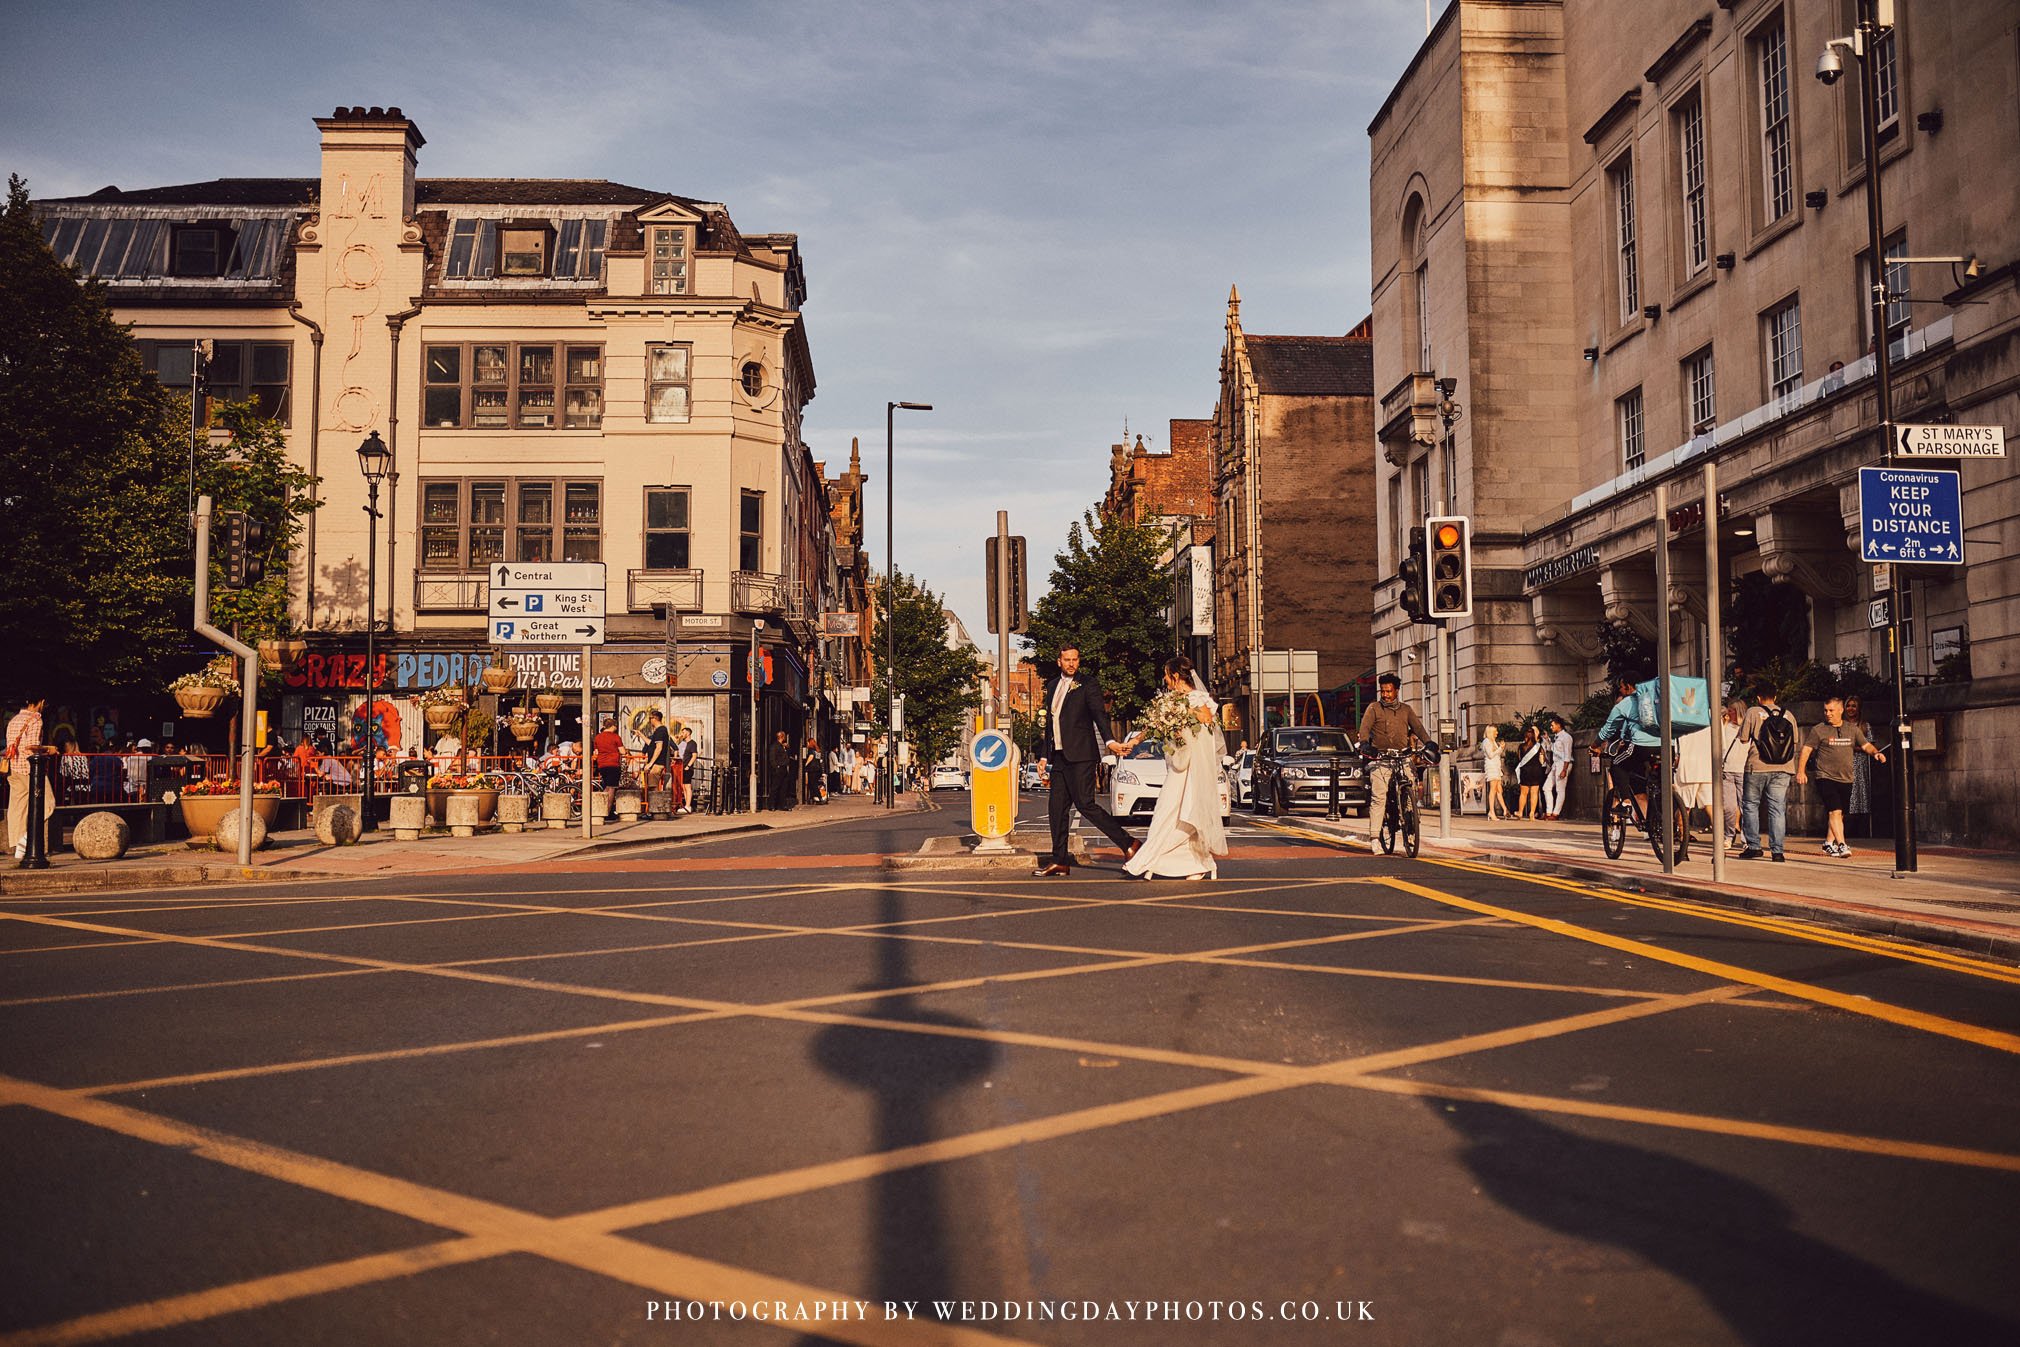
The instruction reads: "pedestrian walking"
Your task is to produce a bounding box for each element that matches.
[673,726,696,812]
[1717,699,1748,850]
[640,710,674,817]
[1478,724,1509,820]
[801,742,826,804]
[1514,725,1546,819]
[591,716,625,817]
[6,695,49,859]
[1844,694,1874,837]
[766,729,796,810]
[1796,696,1886,858]
[1738,685,1800,862]
[1544,714,1574,819]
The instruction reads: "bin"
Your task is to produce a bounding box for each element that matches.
[398,760,433,795]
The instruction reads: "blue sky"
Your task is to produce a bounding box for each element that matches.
[3,0,1435,640]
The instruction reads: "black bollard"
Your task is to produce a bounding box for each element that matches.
[19,751,51,869]
[1327,757,1342,821]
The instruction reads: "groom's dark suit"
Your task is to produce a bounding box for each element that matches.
[1042,672,1135,868]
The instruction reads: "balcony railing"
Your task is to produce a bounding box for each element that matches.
[732,570,787,616]
[415,573,488,612]
[627,568,703,613]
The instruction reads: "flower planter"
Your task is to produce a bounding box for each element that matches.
[423,704,462,732]
[481,666,517,693]
[257,639,306,673]
[534,692,565,715]
[178,793,280,841]
[426,788,498,825]
[173,688,228,719]
[507,719,542,743]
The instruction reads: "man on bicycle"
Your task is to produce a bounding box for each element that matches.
[1358,672,1431,846]
[1597,677,1661,820]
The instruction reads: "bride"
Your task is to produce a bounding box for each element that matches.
[1125,656,1230,880]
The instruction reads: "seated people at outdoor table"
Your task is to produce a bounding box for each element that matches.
[123,740,152,799]
[319,753,355,789]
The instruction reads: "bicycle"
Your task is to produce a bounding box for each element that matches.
[1372,748,1429,859]
[1599,743,1689,864]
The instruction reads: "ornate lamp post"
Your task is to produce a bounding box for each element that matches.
[357,431,391,832]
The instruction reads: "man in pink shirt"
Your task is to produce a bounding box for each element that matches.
[6,696,49,859]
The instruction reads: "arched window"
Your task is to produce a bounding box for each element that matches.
[1401,193,1430,372]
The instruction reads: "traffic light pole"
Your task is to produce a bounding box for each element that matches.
[1438,622,1453,841]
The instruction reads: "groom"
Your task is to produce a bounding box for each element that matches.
[1036,646,1138,876]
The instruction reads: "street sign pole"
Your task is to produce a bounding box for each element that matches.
[192,495,260,867]
[993,510,1012,733]
[581,644,594,840]
[1703,463,1726,886]
[1655,484,1675,875]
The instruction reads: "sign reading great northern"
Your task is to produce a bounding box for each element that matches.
[1859,467,1963,565]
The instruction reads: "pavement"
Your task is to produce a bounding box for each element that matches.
[0,791,914,896]
[1255,803,2020,961]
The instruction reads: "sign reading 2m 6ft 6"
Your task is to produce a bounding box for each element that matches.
[1859,466,1963,565]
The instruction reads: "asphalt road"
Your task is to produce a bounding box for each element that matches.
[4,797,2018,1346]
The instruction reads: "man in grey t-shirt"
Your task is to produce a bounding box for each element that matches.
[1738,689,1799,861]
[1796,696,1886,858]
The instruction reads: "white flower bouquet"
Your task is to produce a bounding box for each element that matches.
[1137,689,1203,752]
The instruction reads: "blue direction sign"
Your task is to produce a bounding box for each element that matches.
[1859,466,1963,565]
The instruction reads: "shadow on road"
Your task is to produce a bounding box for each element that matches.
[1434,1098,2017,1345]
[802,884,1000,1341]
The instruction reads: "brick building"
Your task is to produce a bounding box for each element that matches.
[1103,418,1219,677]
[1212,290,1380,741]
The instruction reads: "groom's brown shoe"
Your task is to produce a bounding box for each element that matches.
[1034,862,1072,877]
[1122,841,1141,862]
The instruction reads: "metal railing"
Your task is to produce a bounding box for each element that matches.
[731,570,787,615]
[415,573,489,612]
[627,568,703,612]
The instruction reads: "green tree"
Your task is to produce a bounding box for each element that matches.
[869,570,984,769]
[0,175,197,700]
[199,396,321,653]
[1025,510,1173,723]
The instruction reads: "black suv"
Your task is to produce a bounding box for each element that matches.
[1252,725,1368,817]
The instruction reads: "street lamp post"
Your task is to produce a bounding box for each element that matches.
[1826,2,1915,873]
[357,431,391,833]
[885,400,932,807]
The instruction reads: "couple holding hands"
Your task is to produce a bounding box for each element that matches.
[1036,648,1228,881]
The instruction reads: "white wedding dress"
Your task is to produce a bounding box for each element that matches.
[1125,686,1229,879]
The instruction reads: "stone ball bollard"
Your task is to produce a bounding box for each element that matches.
[497,792,530,833]
[71,811,131,861]
[389,794,427,840]
[615,788,644,822]
[541,791,573,830]
[445,792,483,838]
[316,804,361,847]
[215,808,269,854]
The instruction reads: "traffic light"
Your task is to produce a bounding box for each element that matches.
[986,534,1029,635]
[221,511,268,588]
[1397,525,1432,624]
[1426,515,1473,618]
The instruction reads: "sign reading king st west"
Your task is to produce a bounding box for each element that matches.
[488,561,607,644]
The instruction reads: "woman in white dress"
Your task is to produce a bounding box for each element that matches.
[1126,656,1229,881]
[1478,725,1509,820]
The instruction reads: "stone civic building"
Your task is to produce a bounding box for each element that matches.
[1103,418,1218,680]
[1370,1,2019,846]
[37,106,851,799]
[1213,290,1379,743]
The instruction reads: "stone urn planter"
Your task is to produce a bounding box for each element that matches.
[178,792,280,842]
[506,716,542,744]
[257,638,307,673]
[173,687,228,719]
[534,691,565,715]
[426,788,498,825]
[481,664,517,694]
[496,793,531,833]
[613,786,645,821]
[423,703,462,733]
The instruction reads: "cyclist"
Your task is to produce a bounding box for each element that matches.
[1596,677,1661,820]
[1358,672,1432,846]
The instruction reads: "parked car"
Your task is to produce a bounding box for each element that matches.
[929,763,969,791]
[1224,748,1256,806]
[1106,739,1232,822]
[1021,759,1047,791]
[1251,726,1368,816]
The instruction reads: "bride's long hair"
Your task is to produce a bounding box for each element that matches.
[1164,655,1196,682]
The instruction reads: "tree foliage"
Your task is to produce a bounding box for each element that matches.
[0,175,196,701]
[869,570,983,769]
[1025,510,1174,723]
[0,178,319,705]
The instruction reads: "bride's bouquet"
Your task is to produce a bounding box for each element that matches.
[1137,690,1203,752]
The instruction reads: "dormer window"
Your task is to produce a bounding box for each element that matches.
[649,226,689,295]
[497,224,550,277]
[170,225,228,277]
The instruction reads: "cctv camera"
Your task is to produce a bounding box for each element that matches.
[1815,48,1844,85]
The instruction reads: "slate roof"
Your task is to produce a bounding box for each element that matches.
[45,178,703,210]
[1245,334,1375,398]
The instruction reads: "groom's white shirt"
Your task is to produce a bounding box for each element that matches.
[1050,676,1074,751]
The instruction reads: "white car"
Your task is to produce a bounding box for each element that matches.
[1224,748,1256,806]
[1107,740,1232,822]
[929,764,969,791]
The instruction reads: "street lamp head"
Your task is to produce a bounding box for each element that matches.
[894,401,933,412]
[356,430,391,484]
